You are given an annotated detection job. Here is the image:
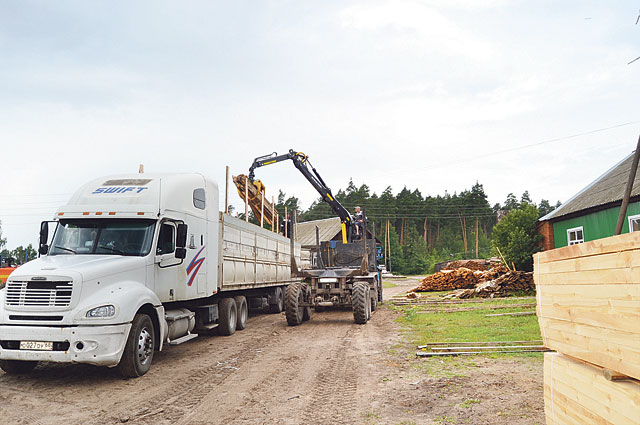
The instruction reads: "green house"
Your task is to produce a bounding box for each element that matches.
[538,151,640,249]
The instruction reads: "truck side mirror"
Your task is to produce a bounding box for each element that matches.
[39,222,49,255]
[177,224,188,248]
[175,248,187,259]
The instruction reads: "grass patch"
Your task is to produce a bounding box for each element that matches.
[390,297,543,374]
[460,399,481,408]
[383,281,398,288]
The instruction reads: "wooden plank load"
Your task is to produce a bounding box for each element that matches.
[534,232,640,380]
[544,352,640,425]
[232,174,275,225]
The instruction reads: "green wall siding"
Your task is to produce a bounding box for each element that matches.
[553,202,640,248]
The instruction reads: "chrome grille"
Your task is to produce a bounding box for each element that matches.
[5,280,73,307]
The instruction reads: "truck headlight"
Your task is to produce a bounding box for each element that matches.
[86,305,116,318]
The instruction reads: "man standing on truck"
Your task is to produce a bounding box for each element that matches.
[354,206,365,239]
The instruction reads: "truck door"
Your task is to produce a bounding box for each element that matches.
[154,221,184,302]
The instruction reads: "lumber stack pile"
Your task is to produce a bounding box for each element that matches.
[544,353,640,425]
[444,271,534,299]
[535,232,640,424]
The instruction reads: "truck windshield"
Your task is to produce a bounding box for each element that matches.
[50,219,156,256]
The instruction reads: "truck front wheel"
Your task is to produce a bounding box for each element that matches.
[0,360,38,374]
[352,281,370,324]
[118,313,155,378]
[285,282,304,326]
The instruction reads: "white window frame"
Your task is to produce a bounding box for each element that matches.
[567,226,584,246]
[628,214,640,233]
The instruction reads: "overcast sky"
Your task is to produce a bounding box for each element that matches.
[1,0,639,249]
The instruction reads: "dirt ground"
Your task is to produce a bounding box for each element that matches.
[0,277,544,425]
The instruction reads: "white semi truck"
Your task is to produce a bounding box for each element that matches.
[0,173,301,377]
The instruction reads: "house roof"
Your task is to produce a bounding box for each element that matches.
[541,151,640,221]
[295,217,343,247]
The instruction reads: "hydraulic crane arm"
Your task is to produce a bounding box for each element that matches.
[248,150,354,239]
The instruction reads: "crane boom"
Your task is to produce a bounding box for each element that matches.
[248,149,354,242]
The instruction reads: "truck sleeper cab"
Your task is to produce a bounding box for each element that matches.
[0,173,300,377]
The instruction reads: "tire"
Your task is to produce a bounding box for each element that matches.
[285,282,304,326]
[371,288,378,312]
[118,314,155,378]
[352,281,369,324]
[0,360,38,374]
[268,286,285,314]
[234,295,248,331]
[219,297,237,336]
[302,285,311,322]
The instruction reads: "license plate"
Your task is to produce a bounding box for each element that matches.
[19,341,53,351]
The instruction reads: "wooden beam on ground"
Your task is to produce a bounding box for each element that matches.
[485,311,536,317]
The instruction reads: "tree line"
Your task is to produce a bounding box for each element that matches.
[268,180,560,274]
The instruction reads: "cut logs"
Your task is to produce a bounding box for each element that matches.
[442,259,502,272]
[233,174,275,225]
[412,264,534,299]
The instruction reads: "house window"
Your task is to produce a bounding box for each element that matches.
[629,214,640,232]
[567,226,584,246]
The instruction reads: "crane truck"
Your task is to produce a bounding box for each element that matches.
[247,150,382,325]
[0,173,301,377]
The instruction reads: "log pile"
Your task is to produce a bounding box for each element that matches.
[443,259,501,272]
[443,271,534,299]
[413,268,478,292]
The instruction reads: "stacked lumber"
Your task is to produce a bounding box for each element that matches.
[535,232,640,380]
[444,271,534,299]
[544,352,640,425]
[536,232,640,424]
[443,259,501,271]
[413,268,477,291]
[232,174,275,225]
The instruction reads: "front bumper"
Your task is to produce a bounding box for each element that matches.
[0,323,131,367]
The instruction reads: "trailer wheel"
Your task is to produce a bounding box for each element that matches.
[0,360,38,374]
[118,314,155,378]
[285,282,304,326]
[234,295,248,331]
[218,297,237,336]
[268,286,285,314]
[302,285,312,322]
[352,281,370,324]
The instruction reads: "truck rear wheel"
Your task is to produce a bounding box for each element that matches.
[352,281,370,324]
[0,360,38,374]
[371,289,378,312]
[234,295,248,331]
[285,282,304,326]
[302,285,311,322]
[268,286,285,314]
[218,297,237,336]
[118,313,155,378]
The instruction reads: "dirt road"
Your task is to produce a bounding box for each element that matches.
[0,278,544,424]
